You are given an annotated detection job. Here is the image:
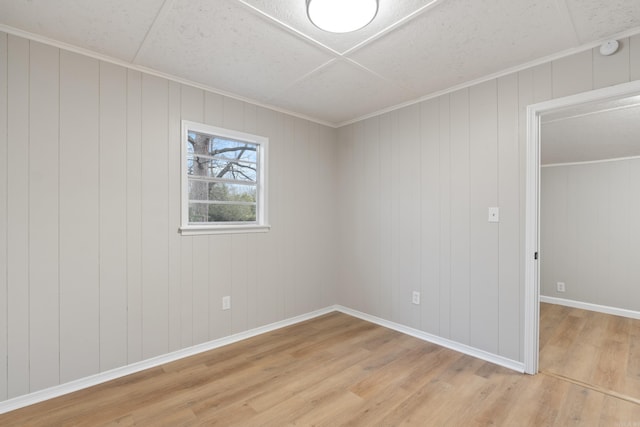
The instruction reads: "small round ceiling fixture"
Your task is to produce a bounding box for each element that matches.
[307,0,378,33]
[599,40,619,56]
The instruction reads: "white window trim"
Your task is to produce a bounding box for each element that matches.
[179,120,270,235]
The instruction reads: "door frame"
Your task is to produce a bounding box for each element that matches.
[523,79,640,375]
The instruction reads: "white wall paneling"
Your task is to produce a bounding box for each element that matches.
[6,34,30,398]
[496,74,521,361]
[0,31,8,402]
[449,89,471,345]
[126,69,143,365]
[0,31,338,404]
[99,61,128,372]
[468,80,499,354]
[59,50,101,383]
[541,159,640,311]
[419,99,440,335]
[29,41,60,390]
[336,33,640,365]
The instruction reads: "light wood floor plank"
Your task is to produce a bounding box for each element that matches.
[540,302,640,401]
[2,310,640,426]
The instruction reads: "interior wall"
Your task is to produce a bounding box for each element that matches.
[336,34,640,363]
[0,32,338,402]
[541,158,640,311]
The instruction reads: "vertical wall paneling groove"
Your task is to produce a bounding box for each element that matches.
[420,99,440,335]
[7,34,29,398]
[363,118,382,316]
[396,106,422,328]
[126,69,143,364]
[140,75,169,359]
[631,34,640,81]
[192,235,209,344]
[0,31,8,401]
[98,61,128,372]
[469,80,499,353]
[592,37,630,89]
[280,116,296,318]
[167,81,181,352]
[449,89,471,345]
[29,41,60,390]
[59,50,100,383]
[378,114,393,322]
[438,95,451,339]
[497,74,520,361]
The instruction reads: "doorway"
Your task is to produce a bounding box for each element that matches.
[524,79,640,381]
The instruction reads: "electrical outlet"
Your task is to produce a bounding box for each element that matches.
[222,296,231,310]
[412,291,420,305]
[556,282,565,293]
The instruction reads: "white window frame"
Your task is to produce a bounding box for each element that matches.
[179,120,270,235]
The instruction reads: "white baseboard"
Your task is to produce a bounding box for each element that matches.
[334,305,525,374]
[540,295,640,320]
[1,304,526,415]
[0,306,336,415]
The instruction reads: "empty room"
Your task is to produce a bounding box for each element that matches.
[1,0,640,425]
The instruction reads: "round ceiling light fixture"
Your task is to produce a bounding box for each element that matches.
[307,0,379,33]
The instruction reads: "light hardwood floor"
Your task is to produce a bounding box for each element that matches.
[2,311,640,426]
[540,302,640,403]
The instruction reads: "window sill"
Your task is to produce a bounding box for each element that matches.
[179,224,271,236]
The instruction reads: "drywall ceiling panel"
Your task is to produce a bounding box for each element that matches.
[565,0,640,43]
[542,104,640,164]
[134,0,334,105]
[349,0,577,96]
[241,0,440,54]
[0,0,165,61]
[270,59,414,124]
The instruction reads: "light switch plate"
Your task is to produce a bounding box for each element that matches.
[488,207,499,223]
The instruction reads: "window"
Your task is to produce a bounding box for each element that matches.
[180,120,269,235]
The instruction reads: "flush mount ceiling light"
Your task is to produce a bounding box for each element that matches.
[307,0,378,33]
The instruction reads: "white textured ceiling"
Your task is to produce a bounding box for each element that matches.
[542,94,640,165]
[1,0,640,126]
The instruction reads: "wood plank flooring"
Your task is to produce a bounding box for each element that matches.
[540,302,640,402]
[2,311,640,426]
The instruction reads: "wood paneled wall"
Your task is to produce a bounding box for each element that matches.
[541,158,640,311]
[337,35,640,363]
[0,32,338,401]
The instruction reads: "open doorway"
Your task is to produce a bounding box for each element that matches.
[537,89,640,399]
[524,81,640,384]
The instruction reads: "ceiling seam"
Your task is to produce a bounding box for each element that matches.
[234,0,342,57]
[342,0,445,57]
[131,0,177,64]
[554,0,582,45]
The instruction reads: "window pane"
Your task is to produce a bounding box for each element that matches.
[188,131,257,163]
[208,182,256,202]
[187,156,256,182]
[188,202,256,223]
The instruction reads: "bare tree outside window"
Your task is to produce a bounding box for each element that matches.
[187,130,260,223]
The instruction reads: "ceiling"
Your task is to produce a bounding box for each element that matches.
[542,94,640,165]
[1,0,640,126]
